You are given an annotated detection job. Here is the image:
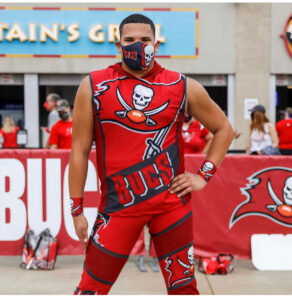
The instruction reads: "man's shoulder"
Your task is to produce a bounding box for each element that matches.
[276,119,286,128]
[90,65,117,80]
[152,66,185,85]
[51,120,63,131]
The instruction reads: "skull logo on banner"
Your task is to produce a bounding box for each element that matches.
[283,176,292,206]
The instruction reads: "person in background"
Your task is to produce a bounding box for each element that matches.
[48,99,72,149]
[276,107,292,155]
[182,114,214,154]
[44,93,61,148]
[246,104,279,155]
[44,93,61,131]
[0,116,19,148]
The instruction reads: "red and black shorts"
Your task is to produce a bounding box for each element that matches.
[74,200,199,295]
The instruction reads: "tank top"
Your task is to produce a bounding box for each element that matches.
[250,123,272,153]
[90,62,189,216]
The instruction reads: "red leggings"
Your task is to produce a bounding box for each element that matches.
[74,201,199,295]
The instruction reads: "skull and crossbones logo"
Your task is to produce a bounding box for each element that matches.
[266,176,292,217]
[177,246,195,275]
[202,162,214,173]
[115,84,169,126]
[144,45,154,66]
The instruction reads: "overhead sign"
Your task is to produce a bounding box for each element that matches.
[281,13,292,58]
[0,7,198,58]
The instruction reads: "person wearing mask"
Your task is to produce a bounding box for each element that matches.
[69,14,233,295]
[276,107,292,155]
[182,114,214,154]
[48,99,72,149]
[246,104,279,155]
[0,116,19,148]
[44,93,61,131]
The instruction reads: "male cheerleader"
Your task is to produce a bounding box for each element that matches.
[69,14,234,295]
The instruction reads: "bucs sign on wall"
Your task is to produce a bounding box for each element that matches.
[0,151,292,258]
[0,150,100,255]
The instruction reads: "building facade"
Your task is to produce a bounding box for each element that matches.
[0,3,291,149]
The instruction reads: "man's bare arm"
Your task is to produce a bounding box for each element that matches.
[69,75,93,197]
[186,77,233,167]
[69,75,93,253]
[169,77,233,196]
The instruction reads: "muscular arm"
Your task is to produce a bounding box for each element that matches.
[186,77,233,166]
[68,75,93,253]
[69,76,93,197]
[201,132,213,154]
[169,77,233,196]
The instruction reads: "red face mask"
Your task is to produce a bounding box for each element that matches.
[43,102,49,110]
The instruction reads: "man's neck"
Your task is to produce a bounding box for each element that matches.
[120,61,154,78]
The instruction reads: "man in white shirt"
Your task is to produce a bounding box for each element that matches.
[44,93,61,148]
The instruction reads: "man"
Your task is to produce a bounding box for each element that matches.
[44,93,61,148]
[69,14,233,295]
[44,93,61,131]
[276,107,292,155]
[48,99,72,149]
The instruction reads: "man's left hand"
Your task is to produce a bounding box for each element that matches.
[168,172,207,197]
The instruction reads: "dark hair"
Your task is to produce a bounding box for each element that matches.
[119,14,155,39]
[48,93,61,103]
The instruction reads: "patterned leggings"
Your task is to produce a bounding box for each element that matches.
[74,201,199,295]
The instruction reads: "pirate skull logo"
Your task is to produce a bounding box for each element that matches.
[115,85,169,126]
[144,45,154,66]
[132,84,154,110]
[202,161,214,172]
[177,246,195,275]
[283,176,292,206]
[266,177,292,217]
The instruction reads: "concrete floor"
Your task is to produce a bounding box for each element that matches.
[0,256,291,295]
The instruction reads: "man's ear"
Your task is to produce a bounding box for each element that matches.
[154,40,160,53]
[115,41,122,55]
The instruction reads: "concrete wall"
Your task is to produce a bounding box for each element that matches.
[234,3,271,150]
[1,3,292,150]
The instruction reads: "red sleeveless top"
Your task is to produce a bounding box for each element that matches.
[90,61,189,216]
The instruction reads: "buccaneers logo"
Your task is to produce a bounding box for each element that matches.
[165,246,194,288]
[280,14,292,58]
[230,167,292,228]
[115,84,169,126]
[90,212,111,247]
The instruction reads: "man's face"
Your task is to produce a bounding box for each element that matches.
[116,23,159,56]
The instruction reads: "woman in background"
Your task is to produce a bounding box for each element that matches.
[246,105,278,155]
[0,116,19,148]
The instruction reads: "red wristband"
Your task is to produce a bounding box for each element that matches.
[70,197,83,217]
[197,160,217,183]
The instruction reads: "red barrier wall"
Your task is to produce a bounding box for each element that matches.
[0,150,291,258]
